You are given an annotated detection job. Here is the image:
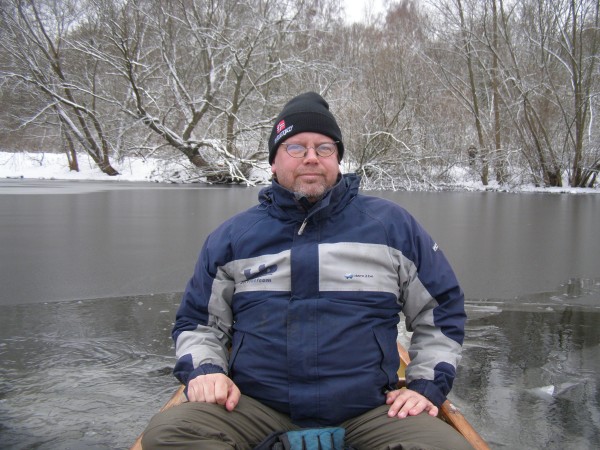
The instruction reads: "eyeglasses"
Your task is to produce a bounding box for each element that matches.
[281,141,339,158]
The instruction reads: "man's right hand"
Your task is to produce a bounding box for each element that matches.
[186,373,241,412]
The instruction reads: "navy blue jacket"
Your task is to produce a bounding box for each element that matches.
[172,173,465,426]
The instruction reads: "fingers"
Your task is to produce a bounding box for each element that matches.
[189,380,212,403]
[186,376,205,402]
[186,373,241,411]
[225,383,241,411]
[386,389,439,419]
[212,375,229,405]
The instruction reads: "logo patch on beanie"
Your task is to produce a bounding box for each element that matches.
[276,120,286,133]
[274,124,293,145]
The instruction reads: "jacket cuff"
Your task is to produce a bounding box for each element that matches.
[407,379,446,407]
[173,354,226,385]
[188,363,227,382]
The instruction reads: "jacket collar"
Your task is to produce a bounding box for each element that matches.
[259,173,360,223]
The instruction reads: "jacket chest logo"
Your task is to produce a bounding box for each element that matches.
[243,264,278,282]
[344,273,374,280]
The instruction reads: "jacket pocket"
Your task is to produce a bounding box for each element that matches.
[228,331,245,373]
[372,324,400,391]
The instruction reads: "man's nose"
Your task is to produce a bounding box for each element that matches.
[303,147,319,161]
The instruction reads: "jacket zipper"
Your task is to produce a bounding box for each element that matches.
[298,218,308,235]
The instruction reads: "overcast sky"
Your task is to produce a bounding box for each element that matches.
[342,0,385,24]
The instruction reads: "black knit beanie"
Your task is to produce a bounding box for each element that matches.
[268,92,344,164]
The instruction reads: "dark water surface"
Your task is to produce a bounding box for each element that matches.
[1,179,599,449]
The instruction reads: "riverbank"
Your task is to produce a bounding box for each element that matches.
[1,151,598,193]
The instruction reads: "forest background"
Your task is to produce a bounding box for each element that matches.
[1,0,599,191]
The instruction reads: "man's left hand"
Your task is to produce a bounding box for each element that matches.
[385,388,439,419]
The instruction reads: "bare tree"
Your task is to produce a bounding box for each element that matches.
[331,0,446,190]
[490,0,507,183]
[491,0,599,187]
[0,0,119,175]
[555,0,599,187]
[422,0,599,188]
[1,0,345,182]
[79,0,343,183]
[423,0,495,185]
[1,0,597,189]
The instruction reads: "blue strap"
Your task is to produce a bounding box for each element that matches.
[281,427,346,450]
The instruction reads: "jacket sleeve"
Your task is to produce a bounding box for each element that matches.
[171,229,235,386]
[398,216,466,407]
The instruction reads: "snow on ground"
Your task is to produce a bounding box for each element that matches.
[0,151,272,185]
[0,150,598,193]
[0,151,161,182]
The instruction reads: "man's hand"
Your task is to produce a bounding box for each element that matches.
[186,373,241,412]
[386,388,439,419]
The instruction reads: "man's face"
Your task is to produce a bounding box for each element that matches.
[271,132,341,203]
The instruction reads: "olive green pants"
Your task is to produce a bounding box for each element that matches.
[141,395,474,450]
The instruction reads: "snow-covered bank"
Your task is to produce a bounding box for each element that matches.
[0,151,272,185]
[0,151,172,182]
[1,151,598,193]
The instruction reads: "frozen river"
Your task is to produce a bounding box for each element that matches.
[1,179,599,449]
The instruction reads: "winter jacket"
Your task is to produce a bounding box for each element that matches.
[172,173,466,427]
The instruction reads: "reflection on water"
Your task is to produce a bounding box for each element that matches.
[0,294,181,449]
[457,279,600,449]
[1,282,599,449]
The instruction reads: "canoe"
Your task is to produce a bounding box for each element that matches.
[131,342,489,449]
[395,343,489,450]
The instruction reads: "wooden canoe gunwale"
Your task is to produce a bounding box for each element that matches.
[396,343,489,450]
[131,342,488,450]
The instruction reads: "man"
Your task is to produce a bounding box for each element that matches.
[142,92,472,449]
